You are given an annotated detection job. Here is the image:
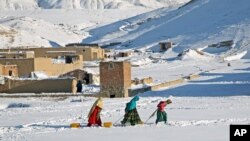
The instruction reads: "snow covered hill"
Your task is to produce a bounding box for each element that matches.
[0,0,39,10]
[0,24,52,48]
[0,0,190,10]
[0,8,153,48]
[0,1,191,47]
[1,0,250,56]
[84,0,250,58]
[0,16,87,48]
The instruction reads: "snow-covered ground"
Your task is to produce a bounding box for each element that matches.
[0,95,250,141]
[1,57,250,141]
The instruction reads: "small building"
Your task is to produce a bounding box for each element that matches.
[0,64,18,77]
[0,51,83,77]
[100,61,131,98]
[0,45,105,61]
[117,51,133,57]
[159,41,173,51]
[59,69,93,84]
[65,44,105,61]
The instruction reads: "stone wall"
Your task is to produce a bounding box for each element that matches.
[0,78,77,93]
[131,77,153,85]
[186,74,200,80]
[151,79,184,91]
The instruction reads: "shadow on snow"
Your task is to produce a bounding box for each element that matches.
[140,71,250,97]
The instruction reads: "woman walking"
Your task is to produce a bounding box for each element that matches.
[87,97,103,127]
[155,99,172,124]
[121,96,143,126]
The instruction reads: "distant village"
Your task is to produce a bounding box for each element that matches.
[0,40,233,97]
[0,41,167,97]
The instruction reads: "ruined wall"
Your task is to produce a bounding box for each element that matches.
[0,78,77,93]
[151,79,184,91]
[187,74,200,80]
[131,77,153,85]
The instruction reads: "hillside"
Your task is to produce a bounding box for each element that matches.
[0,16,87,48]
[0,0,190,10]
[83,0,250,58]
[0,0,39,10]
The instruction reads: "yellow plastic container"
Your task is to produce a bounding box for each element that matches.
[103,122,113,128]
[70,123,81,128]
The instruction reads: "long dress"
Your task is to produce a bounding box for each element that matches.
[87,106,102,126]
[121,96,143,126]
[87,97,103,127]
[121,108,143,126]
[156,101,167,124]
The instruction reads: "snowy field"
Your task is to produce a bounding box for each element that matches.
[1,58,250,141]
[0,96,250,141]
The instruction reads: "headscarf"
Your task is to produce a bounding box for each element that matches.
[131,96,139,102]
[88,97,103,118]
[96,97,103,109]
[126,96,139,112]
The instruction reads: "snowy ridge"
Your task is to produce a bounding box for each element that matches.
[180,49,219,61]
[0,16,87,48]
[224,51,248,61]
[85,0,250,59]
[0,0,39,10]
[0,0,190,10]
[0,24,50,48]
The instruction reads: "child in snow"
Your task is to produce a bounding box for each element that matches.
[121,96,143,126]
[156,99,172,124]
[87,97,103,127]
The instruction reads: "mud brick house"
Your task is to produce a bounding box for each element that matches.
[59,69,93,84]
[159,41,173,51]
[0,64,18,77]
[0,44,105,61]
[100,61,131,98]
[0,51,83,77]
